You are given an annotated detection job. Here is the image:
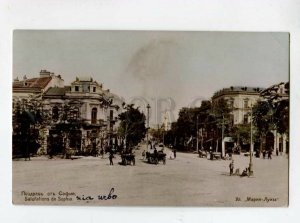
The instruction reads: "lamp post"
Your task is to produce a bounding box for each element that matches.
[249,105,254,176]
[146,104,151,150]
[196,115,199,153]
[221,114,225,157]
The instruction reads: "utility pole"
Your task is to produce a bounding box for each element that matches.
[146,104,150,150]
[196,115,199,153]
[221,114,225,157]
[249,105,254,176]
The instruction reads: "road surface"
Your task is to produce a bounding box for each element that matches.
[13,144,288,206]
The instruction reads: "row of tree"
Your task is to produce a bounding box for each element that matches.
[151,83,289,153]
[13,95,147,158]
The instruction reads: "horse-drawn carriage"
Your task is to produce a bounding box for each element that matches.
[146,151,166,165]
[121,153,135,166]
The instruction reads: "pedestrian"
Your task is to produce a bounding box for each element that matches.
[154,147,158,164]
[173,148,176,159]
[109,151,114,165]
[276,148,279,156]
[142,150,146,160]
[240,167,249,177]
[268,150,272,159]
[263,150,266,159]
[229,160,234,176]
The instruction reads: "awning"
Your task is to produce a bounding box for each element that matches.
[223,137,234,142]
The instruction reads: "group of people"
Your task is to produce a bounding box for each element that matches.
[262,149,273,159]
[229,160,251,177]
[254,148,276,159]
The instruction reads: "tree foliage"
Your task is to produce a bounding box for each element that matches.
[12,95,51,158]
[118,104,146,148]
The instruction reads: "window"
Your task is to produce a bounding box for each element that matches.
[244,99,249,108]
[93,87,96,92]
[91,108,97,124]
[243,114,248,124]
[75,86,79,92]
[52,106,59,121]
[228,98,234,109]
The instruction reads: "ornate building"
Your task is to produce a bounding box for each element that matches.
[13,70,124,156]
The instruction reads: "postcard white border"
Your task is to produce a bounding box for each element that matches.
[1,0,300,222]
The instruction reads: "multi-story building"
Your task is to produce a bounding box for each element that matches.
[212,83,289,155]
[212,86,264,125]
[13,70,124,156]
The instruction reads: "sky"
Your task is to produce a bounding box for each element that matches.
[13,30,289,125]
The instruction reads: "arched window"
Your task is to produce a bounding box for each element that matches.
[91,108,97,124]
[52,106,59,121]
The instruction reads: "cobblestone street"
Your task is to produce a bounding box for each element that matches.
[13,144,288,206]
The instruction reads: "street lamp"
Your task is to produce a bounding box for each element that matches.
[146,104,151,150]
[249,105,254,176]
[221,114,225,157]
[196,115,199,153]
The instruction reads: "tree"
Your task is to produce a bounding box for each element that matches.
[118,104,146,149]
[48,103,83,157]
[252,100,272,152]
[167,100,214,151]
[149,127,164,142]
[231,124,251,146]
[273,99,289,136]
[12,95,51,159]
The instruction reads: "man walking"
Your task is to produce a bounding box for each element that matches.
[109,151,114,165]
[229,160,234,176]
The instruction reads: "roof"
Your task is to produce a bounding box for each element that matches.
[213,86,265,98]
[13,77,52,89]
[44,86,70,96]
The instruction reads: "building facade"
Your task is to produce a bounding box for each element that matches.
[212,83,289,155]
[13,70,124,156]
[212,86,264,125]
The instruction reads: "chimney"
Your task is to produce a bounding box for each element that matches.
[40,69,51,77]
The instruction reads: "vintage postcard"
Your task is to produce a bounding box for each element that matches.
[12,30,289,206]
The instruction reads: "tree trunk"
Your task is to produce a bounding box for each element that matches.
[259,134,263,155]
